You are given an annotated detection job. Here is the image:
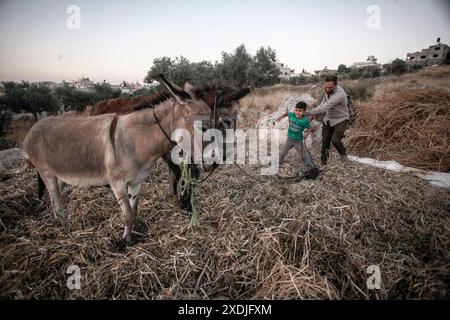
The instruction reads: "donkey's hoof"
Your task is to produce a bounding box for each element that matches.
[179,200,192,212]
[123,235,133,246]
[168,187,177,196]
[61,222,70,234]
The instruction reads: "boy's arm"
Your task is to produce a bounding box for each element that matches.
[276,111,289,122]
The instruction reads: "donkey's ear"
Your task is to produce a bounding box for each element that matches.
[183,80,197,99]
[224,88,251,104]
[159,74,192,103]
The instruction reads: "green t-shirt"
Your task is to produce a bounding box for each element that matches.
[287,112,311,140]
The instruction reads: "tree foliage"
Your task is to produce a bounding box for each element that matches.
[361,66,381,78]
[337,64,351,75]
[247,46,281,88]
[54,84,93,112]
[216,44,252,87]
[144,44,281,89]
[91,83,121,102]
[388,59,408,76]
[2,81,58,116]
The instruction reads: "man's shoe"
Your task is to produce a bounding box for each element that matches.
[340,154,348,162]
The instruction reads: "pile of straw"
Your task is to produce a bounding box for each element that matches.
[1,154,449,299]
[347,89,450,172]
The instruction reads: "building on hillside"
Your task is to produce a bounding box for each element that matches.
[275,62,294,79]
[314,67,337,77]
[119,81,132,94]
[118,81,143,94]
[291,69,314,78]
[352,55,381,69]
[131,81,143,92]
[406,38,449,67]
[72,76,94,90]
[37,81,63,89]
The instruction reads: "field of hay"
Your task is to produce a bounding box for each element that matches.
[1,157,449,299]
[0,66,449,299]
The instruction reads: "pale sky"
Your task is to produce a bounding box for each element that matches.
[0,0,449,84]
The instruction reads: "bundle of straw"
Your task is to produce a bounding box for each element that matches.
[347,89,450,171]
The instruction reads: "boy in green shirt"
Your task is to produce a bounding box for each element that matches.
[276,102,316,169]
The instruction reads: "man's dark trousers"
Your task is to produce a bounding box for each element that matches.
[321,120,348,164]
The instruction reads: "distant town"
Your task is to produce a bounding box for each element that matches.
[275,38,449,79]
[19,78,148,95]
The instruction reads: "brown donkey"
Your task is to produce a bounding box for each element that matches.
[22,75,211,243]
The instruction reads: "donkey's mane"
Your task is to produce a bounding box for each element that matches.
[90,91,172,116]
[130,91,172,113]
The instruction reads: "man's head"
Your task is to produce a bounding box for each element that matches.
[324,75,338,94]
[294,101,307,118]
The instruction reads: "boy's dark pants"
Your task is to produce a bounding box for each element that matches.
[321,120,348,164]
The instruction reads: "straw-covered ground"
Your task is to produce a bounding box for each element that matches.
[1,66,449,299]
[1,152,449,299]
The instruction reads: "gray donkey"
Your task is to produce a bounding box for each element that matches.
[22,75,211,243]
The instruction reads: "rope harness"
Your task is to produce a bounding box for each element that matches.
[178,162,200,227]
[153,108,176,145]
[153,97,218,226]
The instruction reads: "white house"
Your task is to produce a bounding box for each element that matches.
[275,62,294,79]
[72,76,94,90]
[352,55,381,69]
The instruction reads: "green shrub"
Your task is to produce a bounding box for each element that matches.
[0,111,12,135]
[342,81,375,104]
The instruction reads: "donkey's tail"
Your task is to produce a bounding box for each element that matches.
[37,173,45,199]
[21,150,45,199]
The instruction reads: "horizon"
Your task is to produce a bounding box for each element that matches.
[0,0,449,84]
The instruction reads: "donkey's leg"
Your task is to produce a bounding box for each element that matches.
[39,172,69,232]
[58,179,65,194]
[162,153,181,196]
[127,183,141,218]
[110,181,135,243]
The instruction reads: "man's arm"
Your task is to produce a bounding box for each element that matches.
[304,128,311,138]
[276,111,289,122]
[305,91,345,116]
[303,119,312,138]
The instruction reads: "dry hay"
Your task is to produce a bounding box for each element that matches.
[0,153,449,300]
[346,89,450,172]
[374,66,450,94]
